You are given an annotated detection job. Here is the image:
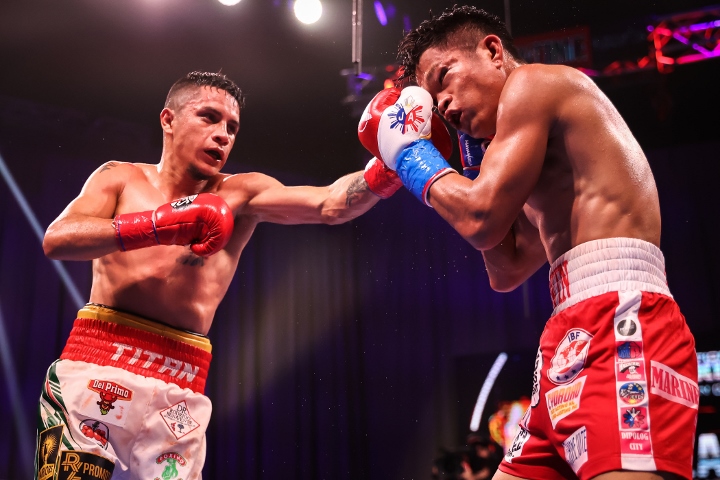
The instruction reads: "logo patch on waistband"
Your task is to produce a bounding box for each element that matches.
[547,329,593,385]
[160,400,201,440]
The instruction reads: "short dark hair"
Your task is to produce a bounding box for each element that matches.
[398,5,521,84]
[165,71,246,110]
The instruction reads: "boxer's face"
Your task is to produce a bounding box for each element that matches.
[163,86,240,180]
[417,35,506,139]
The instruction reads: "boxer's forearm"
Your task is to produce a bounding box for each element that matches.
[480,216,547,292]
[43,213,119,260]
[322,171,381,223]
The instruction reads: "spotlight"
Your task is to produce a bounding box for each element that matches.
[294,0,322,24]
[374,1,387,26]
[218,0,241,5]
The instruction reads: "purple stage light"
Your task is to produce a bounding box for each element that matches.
[374,1,387,26]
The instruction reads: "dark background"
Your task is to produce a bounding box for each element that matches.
[1,0,719,479]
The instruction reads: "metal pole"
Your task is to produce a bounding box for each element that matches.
[352,0,363,75]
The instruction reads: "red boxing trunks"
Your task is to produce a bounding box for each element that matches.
[35,304,213,480]
[499,238,698,480]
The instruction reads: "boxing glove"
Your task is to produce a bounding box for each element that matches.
[114,193,234,257]
[358,86,456,206]
[458,132,491,180]
[364,157,403,199]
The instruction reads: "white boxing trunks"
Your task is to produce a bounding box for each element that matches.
[35,304,213,480]
[499,238,698,480]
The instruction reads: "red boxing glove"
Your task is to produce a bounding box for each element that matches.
[358,87,453,164]
[364,157,402,199]
[114,193,234,257]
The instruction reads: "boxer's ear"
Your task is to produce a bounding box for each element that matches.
[160,108,174,134]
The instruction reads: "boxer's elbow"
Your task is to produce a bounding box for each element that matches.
[42,228,63,259]
[455,216,507,252]
[487,272,522,293]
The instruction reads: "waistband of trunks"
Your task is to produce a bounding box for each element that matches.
[60,304,212,393]
[548,237,671,315]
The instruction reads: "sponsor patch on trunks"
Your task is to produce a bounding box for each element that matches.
[545,376,586,428]
[78,380,134,427]
[160,400,201,439]
[616,341,643,360]
[616,319,637,337]
[531,346,542,408]
[57,450,115,480]
[547,329,593,385]
[504,427,531,463]
[154,452,188,480]
[562,426,589,474]
[649,360,699,409]
[79,419,110,449]
[621,406,649,430]
[36,425,64,480]
[616,359,645,382]
[619,430,653,456]
[618,382,646,405]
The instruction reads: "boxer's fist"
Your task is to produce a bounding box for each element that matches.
[358,86,453,169]
[458,133,491,180]
[114,193,234,257]
[364,157,402,199]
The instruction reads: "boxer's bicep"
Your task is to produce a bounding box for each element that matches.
[57,162,127,220]
[43,162,130,259]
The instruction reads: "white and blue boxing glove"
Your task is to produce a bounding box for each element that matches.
[358,86,455,206]
[458,132,491,180]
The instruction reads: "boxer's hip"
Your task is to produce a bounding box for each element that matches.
[60,303,212,393]
[548,237,670,315]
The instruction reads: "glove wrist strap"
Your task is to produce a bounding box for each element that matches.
[114,211,158,251]
[396,139,457,207]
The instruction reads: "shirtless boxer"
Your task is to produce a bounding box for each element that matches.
[34,71,412,480]
[358,6,698,480]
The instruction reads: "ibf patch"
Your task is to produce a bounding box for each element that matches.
[545,376,586,428]
[562,426,588,474]
[36,425,64,480]
[57,450,115,480]
[649,360,699,409]
[547,329,593,385]
[160,400,201,439]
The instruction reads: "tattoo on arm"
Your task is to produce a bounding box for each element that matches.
[177,252,205,267]
[345,174,368,207]
[99,162,118,173]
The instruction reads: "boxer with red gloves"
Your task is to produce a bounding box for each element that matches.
[37,71,386,479]
[114,192,234,256]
